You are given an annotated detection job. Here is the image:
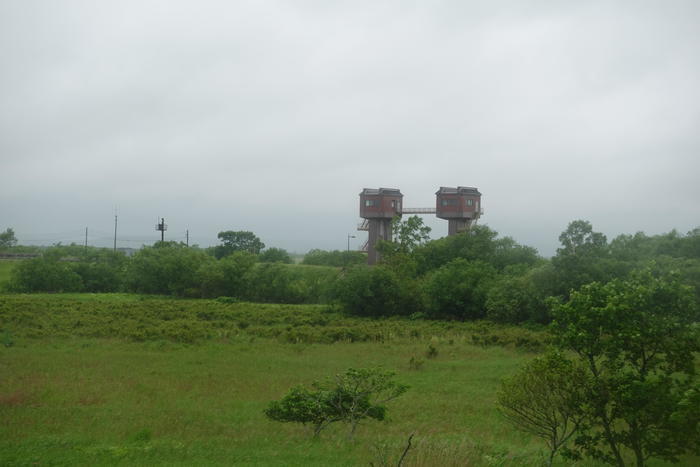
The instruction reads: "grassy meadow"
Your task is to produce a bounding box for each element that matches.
[0,293,696,466]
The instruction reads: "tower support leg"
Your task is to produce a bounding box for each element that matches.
[367,218,392,265]
[447,219,472,236]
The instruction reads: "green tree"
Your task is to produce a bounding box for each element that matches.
[412,225,536,275]
[259,247,293,264]
[551,220,611,297]
[69,249,128,292]
[389,215,431,254]
[244,262,308,304]
[196,251,256,298]
[550,270,700,466]
[423,259,496,320]
[333,265,412,317]
[498,352,588,467]
[264,368,408,437]
[486,269,545,324]
[127,242,211,296]
[0,228,18,249]
[214,231,265,258]
[374,215,431,279]
[9,255,83,292]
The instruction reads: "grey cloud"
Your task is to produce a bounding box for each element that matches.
[1,1,699,255]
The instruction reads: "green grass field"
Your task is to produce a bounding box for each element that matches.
[0,294,695,466]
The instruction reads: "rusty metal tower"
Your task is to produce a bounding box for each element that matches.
[436,187,482,235]
[358,188,403,265]
[358,186,483,264]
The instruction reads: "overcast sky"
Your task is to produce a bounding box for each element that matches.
[1,1,698,256]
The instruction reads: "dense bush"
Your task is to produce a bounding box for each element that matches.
[485,268,550,324]
[9,247,127,293]
[423,259,496,320]
[265,368,408,437]
[244,263,307,303]
[244,263,339,304]
[126,242,211,296]
[6,223,700,328]
[10,256,84,293]
[195,251,257,298]
[259,247,293,264]
[69,250,128,292]
[333,265,416,317]
[302,249,365,267]
[412,226,539,275]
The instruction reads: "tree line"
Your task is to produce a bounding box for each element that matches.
[2,230,332,303]
[332,218,700,324]
[3,221,699,325]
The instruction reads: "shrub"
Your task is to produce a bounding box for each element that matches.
[333,266,410,317]
[259,247,293,264]
[423,259,496,320]
[264,368,408,437]
[498,352,588,467]
[126,242,211,296]
[302,249,365,267]
[196,251,256,299]
[10,256,84,293]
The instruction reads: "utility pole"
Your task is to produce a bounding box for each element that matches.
[156,218,167,242]
[113,215,118,252]
[84,227,88,253]
[186,229,189,247]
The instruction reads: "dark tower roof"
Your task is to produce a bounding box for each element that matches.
[435,186,481,196]
[360,187,403,197]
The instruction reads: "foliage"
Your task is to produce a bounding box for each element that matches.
[423,259,496,320]
[333,265,414,317]
[0,228,18,249]
[7,246,128,293]
[265,368,408,437]
[259,247,293,264]
[378,215,431,257]
[9,256,84,293]
[196,251,256,298]
[126,242,211,296]
[5,221,700,330]
[551,220,611,297]
[0,294,551,347]
[302,249,365,267]
[214,231,265,258]
[244,263,307,304]
[551,270,700,466]
[485,267,550,324]
[68,249,128,292]
[498,351,588,467]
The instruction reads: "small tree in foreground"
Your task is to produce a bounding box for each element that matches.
[264,368,408,437]
[498,352,588,467]
[551,270,700,466]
